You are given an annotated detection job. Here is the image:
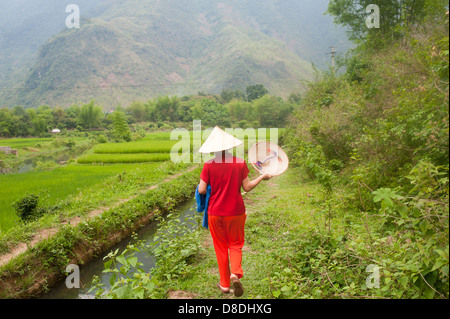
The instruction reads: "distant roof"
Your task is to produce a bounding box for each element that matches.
[52,129,61,133]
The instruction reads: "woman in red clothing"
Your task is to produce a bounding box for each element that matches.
[198,127,271,297]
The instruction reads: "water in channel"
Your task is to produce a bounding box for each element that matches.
[41,199,199,299]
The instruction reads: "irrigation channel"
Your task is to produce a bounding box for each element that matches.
[41,198,199,299]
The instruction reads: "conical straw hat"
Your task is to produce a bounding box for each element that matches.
[199,126,243,153]
[248,142,289,176]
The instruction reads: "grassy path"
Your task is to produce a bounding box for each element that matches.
[168,167,328,299]
[166,163,448,300]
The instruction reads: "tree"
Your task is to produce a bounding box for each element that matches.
[32,117,48,136]
[177,101,195,122]
[189,102,204,120]
[0,108,13,137]
[227,99,253,123]
[127,101,147,123]
[52,107,67,129]
[253,95,293,127]
[221,88,246,103]
[246,84,268,102]
[327,0,448,45]
[78,101,103,130]
[110,110,131,142]
[154,96,180,122]
[12,106,26,117]
[200,99,231,127]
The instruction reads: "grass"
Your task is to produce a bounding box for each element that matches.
[1,132,188,233]
[0,136,86,150]
[0,160,190,249]
[0,165,201,298]
[78,132,178,163]
[76,153,171,164]
[0,138,54,148]
[93,140,178,154]
[0,164,152,232]
[160,163,448,299]
[143,166,329,299]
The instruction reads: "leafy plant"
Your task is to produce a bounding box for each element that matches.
[13,193,46,222]
[90,207,203,299]
[90,239,160,299]
[282,6,448,299]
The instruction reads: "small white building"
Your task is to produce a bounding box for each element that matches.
[51,129,61,134]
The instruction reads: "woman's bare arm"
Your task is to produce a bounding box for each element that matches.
[242,174,272,193]
[198,179,208,194]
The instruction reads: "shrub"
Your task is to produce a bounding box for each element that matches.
[13,193,45,222]
[97,134,108,143]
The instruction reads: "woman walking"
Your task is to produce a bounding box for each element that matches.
[197,127,271,297]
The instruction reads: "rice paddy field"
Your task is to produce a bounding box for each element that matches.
[0,129,282,234]
[0,164,147,232]
[0,132,186,234]
[0,138,55,148]
[76,132,178,164]
[76,129,284,164]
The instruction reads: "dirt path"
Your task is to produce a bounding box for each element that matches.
[0,165,198,268]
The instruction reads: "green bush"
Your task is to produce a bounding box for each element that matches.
[13,193,46,222]
[97,134,108,143]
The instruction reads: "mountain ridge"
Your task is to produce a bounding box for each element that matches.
[0,0,351,108]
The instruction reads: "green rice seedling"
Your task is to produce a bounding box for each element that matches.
[0,138,54,149]
[93,140,177,154]
[0,164,142,232]
[140,132,172,140]
[77,153,171,164]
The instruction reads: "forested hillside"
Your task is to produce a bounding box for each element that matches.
[0,0,350,108]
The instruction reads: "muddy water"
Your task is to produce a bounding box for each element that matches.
[41,199,199,299]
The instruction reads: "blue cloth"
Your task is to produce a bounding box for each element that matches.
[195,185,211,229]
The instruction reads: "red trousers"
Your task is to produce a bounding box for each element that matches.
[208,214,247,288]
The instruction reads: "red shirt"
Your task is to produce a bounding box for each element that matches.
[200,154,249,216]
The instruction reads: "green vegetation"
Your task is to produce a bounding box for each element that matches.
[327,0,446,44]
[0,165,200,298]
[0,137,54,148]
[1,87,294,140]
[88,1,448,300]
[93,140,177,154]
[0,0,447,301]
[281,3,449,299]
[77,153,171,164]
[76,132,177,164]
[0,162,181,234]
[12,194,42,223]
[110,110,132,142]
[0,87,292,144]
[90,207,203,299]
[78,101,104,131]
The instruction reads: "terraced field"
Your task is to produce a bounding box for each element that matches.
[76,132,178,164]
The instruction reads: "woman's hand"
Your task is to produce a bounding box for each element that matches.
[261,173,272,181]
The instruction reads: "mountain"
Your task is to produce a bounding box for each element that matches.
[0,0,351,108]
